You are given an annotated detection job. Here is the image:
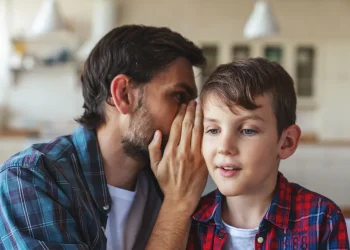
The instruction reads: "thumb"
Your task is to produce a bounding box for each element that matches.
[148,130,162,174]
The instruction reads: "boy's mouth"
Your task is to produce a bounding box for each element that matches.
[217,164,242,171]
[217,164,242,178]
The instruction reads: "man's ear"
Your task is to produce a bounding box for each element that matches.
[278,125,301,160]
[110,74,135,115]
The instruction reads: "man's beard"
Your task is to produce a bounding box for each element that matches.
[121,102,168,164]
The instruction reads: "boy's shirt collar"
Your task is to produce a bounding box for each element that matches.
[192,172,291,230]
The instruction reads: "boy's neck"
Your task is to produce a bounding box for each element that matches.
[221,174,278,229]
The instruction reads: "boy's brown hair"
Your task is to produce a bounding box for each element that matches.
[200,57,296,136]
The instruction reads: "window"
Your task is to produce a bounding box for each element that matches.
[264,46,283,64]
[296,46,315,97]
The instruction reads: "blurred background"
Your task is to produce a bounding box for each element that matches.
[0,0,349,220]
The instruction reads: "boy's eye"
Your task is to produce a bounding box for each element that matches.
[241,129,257,135]
[206,129,220,135]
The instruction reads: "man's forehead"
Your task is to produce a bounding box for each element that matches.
[147,59,197,95]
[150,75,197,97]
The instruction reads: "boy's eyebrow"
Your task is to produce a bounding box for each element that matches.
[204,118,219,123]
[239,114,265,122]
[204,115,265,123]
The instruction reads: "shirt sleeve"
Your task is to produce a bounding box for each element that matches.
[320,210,350,249]
[0,166,89,250]
[186,223,196,250]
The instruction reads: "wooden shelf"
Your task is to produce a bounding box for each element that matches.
[0,129,40,138]
[299,132,350,147]
[341,207,350,218]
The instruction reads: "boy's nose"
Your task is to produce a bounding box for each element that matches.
[217,134,238,156]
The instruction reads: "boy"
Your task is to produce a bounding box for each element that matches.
[187,58,349,249]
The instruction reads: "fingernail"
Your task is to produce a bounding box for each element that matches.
[181,104,187,110]
[154,131,159,139]
[190,100,196,106]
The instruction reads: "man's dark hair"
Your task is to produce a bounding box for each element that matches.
[76,25,206,129]
[200,58,296,136]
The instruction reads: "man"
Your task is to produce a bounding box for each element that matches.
[0,25,208,250]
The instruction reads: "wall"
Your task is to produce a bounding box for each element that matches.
[6,63,83,130]
[8,0,350,40]
[0,0,11,98]
[3,0,350,140]
[317,42,350,140]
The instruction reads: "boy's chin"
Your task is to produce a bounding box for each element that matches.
[217,185,244,197]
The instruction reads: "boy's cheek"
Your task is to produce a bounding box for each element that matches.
[201,138,213,154]
[201,144,214,167]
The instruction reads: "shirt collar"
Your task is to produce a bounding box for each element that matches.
[192,172,291,230]
[71,125,111,211]
[192,189,225,229]
[263,172,291,229]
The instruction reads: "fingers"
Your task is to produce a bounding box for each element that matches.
[179,101,197,151]
[164,104,187,150]
[191,102,204,153]
[148,130,162,174]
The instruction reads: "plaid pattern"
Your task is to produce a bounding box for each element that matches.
[0,126,161,250]
[188,172,350,250]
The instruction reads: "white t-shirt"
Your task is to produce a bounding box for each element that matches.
[104,171,149,250]
[222,220,259,250]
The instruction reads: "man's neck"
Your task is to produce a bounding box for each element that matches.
[97,124,144,191]
[222,173,278,229]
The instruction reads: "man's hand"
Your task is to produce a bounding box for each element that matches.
[148,100,208,215]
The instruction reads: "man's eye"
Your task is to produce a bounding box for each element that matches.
[241,129,257,135]
[175,93,187,103]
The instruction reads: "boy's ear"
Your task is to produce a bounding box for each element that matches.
[110,74,135,115]
[278,125,301,160]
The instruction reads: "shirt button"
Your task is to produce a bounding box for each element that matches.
[217,230,226,239]
[103,205,110,210]
[257,237,264,244]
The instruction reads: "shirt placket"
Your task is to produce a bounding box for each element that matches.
[254,232,266,250]
[254,222,268,250]
[212,228,227,250]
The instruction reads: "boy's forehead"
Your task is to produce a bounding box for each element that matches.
[202,94,274,120]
